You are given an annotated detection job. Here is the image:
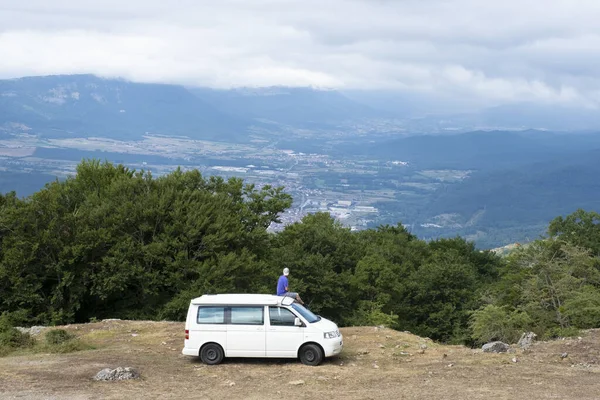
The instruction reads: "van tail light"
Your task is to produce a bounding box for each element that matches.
[185,329,189,340]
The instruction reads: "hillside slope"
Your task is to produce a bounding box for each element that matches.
[0,75,247,141]
[188,86,385,127]
[361,130,600,170]
[1,320,598,399]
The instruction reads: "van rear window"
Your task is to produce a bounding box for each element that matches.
[197,307,225,324]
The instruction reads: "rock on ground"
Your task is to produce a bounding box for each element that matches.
[15,326,46,336]
[482,341,510,353]
[94,367,140,381]
[517,332,537,349]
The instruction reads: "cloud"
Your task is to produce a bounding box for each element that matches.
[1,0,600,106]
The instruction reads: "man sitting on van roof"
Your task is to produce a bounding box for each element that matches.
[277,268,305,305]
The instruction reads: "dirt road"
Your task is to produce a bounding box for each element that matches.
[1,321,599,399]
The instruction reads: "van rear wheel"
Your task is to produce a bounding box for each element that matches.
[200,343,224,365]
[300,344,323,366]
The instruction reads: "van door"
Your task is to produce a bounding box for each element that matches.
[266,306,305,358]
[226,306,266,357]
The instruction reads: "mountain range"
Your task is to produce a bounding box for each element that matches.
[0,75,387,141]
[4,74,600,140]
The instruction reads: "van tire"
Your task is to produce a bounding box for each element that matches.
[200,343,224,365]
[299,344,323,366]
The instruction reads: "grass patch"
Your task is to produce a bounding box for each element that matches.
[84,329,118,340]
[36,329,95,354]
[36,338,96,354]
[1,323,96,357]
[45,329,75,345]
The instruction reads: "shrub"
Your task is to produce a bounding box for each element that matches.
[562,286,600,329]
[0,312,34,354]
[40,329,94,353]
[350,300,399,328]
[545,326,580,339]
[44,329,75,345]
[469,305,533,344]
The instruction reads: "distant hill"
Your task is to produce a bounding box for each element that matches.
[361,130,600,247]
[401,147,600,248]
[406,104,600,134]
[0,75,247,141]
[425,149,600,222]
[344,91,600,132]
[477,103,600,132]
[361,130,600,170]
[188,86,386,127]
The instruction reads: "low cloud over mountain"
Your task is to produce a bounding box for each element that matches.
[2,1,600,110]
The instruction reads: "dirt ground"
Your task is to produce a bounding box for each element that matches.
[1,321,599,400]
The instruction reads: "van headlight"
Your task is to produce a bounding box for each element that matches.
[324,330,339,339]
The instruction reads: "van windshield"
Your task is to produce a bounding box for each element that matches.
[291,303,320,323]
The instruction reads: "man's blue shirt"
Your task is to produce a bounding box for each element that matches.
[277,275,288,295]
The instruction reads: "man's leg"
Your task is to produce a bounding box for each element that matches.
[286,292,304,305]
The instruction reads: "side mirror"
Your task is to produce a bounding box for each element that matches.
[294,317,302,327]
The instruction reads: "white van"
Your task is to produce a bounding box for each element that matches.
[182,294,343,366]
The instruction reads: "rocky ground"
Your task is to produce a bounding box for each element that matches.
[1,320,599,399]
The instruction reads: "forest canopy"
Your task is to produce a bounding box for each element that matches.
[1,160,599,344]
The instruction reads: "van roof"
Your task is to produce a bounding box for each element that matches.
[191,294,293,306]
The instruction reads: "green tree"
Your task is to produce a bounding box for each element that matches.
[0,160,291,325]
[269,213,362,322]
[478,239,600,339]
[349,225,426,327]
[548,209,600,254]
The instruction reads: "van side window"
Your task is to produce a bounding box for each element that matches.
[269,307,297,326]
[197,306,225,324]
[230,307,264,325]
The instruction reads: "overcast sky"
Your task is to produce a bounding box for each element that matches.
[1,0,599,107]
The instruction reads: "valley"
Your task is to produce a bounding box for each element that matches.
[2,75,600,248]
[0,131,431,233]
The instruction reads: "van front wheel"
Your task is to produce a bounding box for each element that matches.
[200,343,224,365]
[300,344,323,366]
